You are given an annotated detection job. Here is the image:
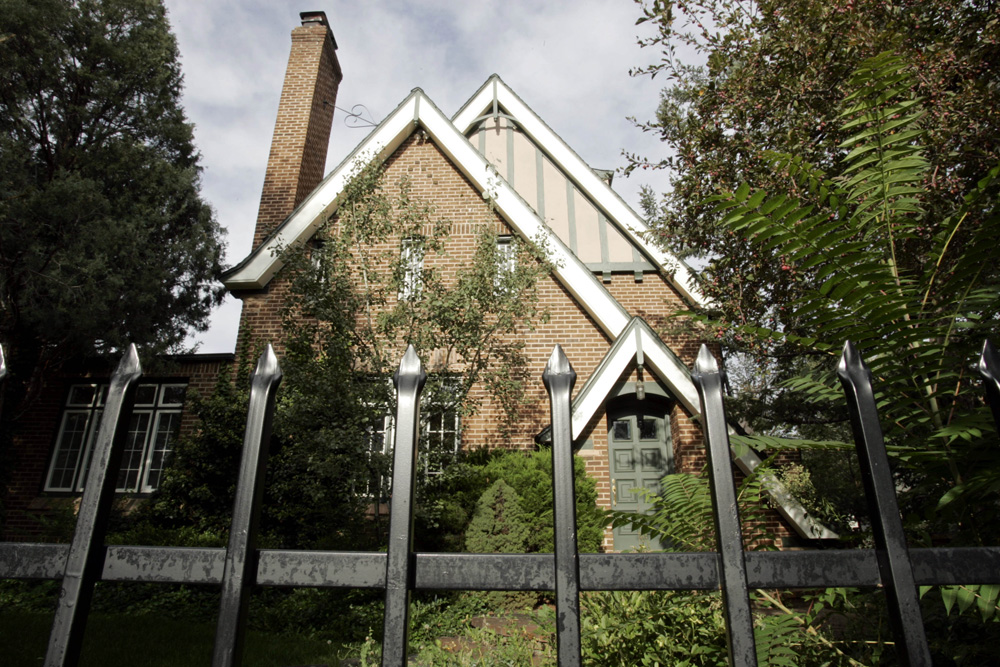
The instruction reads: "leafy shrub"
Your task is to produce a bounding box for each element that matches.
[464,479,537,611]
[483,449,606,553]
[465,479,530,554]
[414,453,493,552]
[582,590,727,666]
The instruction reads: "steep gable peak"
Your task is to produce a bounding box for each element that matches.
[454,77,704,306]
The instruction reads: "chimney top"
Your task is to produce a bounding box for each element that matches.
[300,11,328,27]
[299,11,337,49]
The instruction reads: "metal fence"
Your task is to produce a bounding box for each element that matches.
[1,340,999,666]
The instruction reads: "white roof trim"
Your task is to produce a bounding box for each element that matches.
[453,76,707,308]
[569,319,699,437]
[224,94,421,289]
[555,317,836,540]
[224,88,631,339]
[736,450,839,540]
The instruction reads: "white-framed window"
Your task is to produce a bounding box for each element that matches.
[421,405,460,476]
[364,380,462,495]
[364,408,394,500]
[495,235,516,294]
[44,382,186,494]
[399,238,423,300]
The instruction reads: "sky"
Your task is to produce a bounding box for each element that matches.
[162,0,680,353]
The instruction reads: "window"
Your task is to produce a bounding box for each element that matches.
[399,238,423,300]
[494,235,516,294]
[421,405,460,476]
[44,382,186,493]
[365,408,394,500]
[309,238,328,283]
[364,380,462,496]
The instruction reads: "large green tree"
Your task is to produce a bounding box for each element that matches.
[632,0,999,342]
[629,1,1000,543]
[149,159,555,549]
[699,53,1000,541]
[0,0,225,421]
[631,0,999,431]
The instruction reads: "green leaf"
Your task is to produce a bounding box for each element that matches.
[958,585,977,613]
[978,584,999,621]
[942,586,958,615]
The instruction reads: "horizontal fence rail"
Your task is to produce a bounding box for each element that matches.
[1,341,999,666]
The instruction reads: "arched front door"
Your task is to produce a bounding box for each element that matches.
[608,397,674,551]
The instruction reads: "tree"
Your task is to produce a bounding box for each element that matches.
[0,0,225,423]
[631,0,999,343]
[702,53,1000,544]
[271,159,554,546]
[628,0,1000,532]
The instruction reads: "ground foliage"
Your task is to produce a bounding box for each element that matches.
[589,467,884,666]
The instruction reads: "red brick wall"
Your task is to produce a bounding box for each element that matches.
[253,17,342,247]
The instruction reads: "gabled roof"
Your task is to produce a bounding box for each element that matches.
[224,76,705,320]
[224,86,639,341]
[536,317,837,541]
[453,76,705,307]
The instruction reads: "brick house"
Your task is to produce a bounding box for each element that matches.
[222,12,832,551]
[1,11,831,549]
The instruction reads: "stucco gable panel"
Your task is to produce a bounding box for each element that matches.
[453,76,706,307]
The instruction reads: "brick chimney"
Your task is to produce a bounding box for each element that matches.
[252,11,342,247]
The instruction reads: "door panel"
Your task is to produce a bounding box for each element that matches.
[608,400,673,551]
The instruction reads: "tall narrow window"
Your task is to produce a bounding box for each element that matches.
[422,404,460,476]
[45,382,186,493]
[495,235,516,294]
[365,378,462,489]
[399,238,423,300]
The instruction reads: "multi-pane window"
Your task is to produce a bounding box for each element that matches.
[44,382,186,493]
[364,382,462,497]
[399,238,423,300]
[365,409,394,500]
[421,406,460,476]
[495,235,516,294]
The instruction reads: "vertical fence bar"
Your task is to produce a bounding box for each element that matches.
[691,345,758,667]
[44,345,142,667]
[980,340,1000,434]
[213,345,282,667]
[0,344,6,424]
[382,346,426,667]
[837,341,931,666]
[542,345,582,666]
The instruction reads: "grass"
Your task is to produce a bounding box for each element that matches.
[0,611,348,667]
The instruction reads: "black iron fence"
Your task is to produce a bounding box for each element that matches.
[1,340,999,666]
